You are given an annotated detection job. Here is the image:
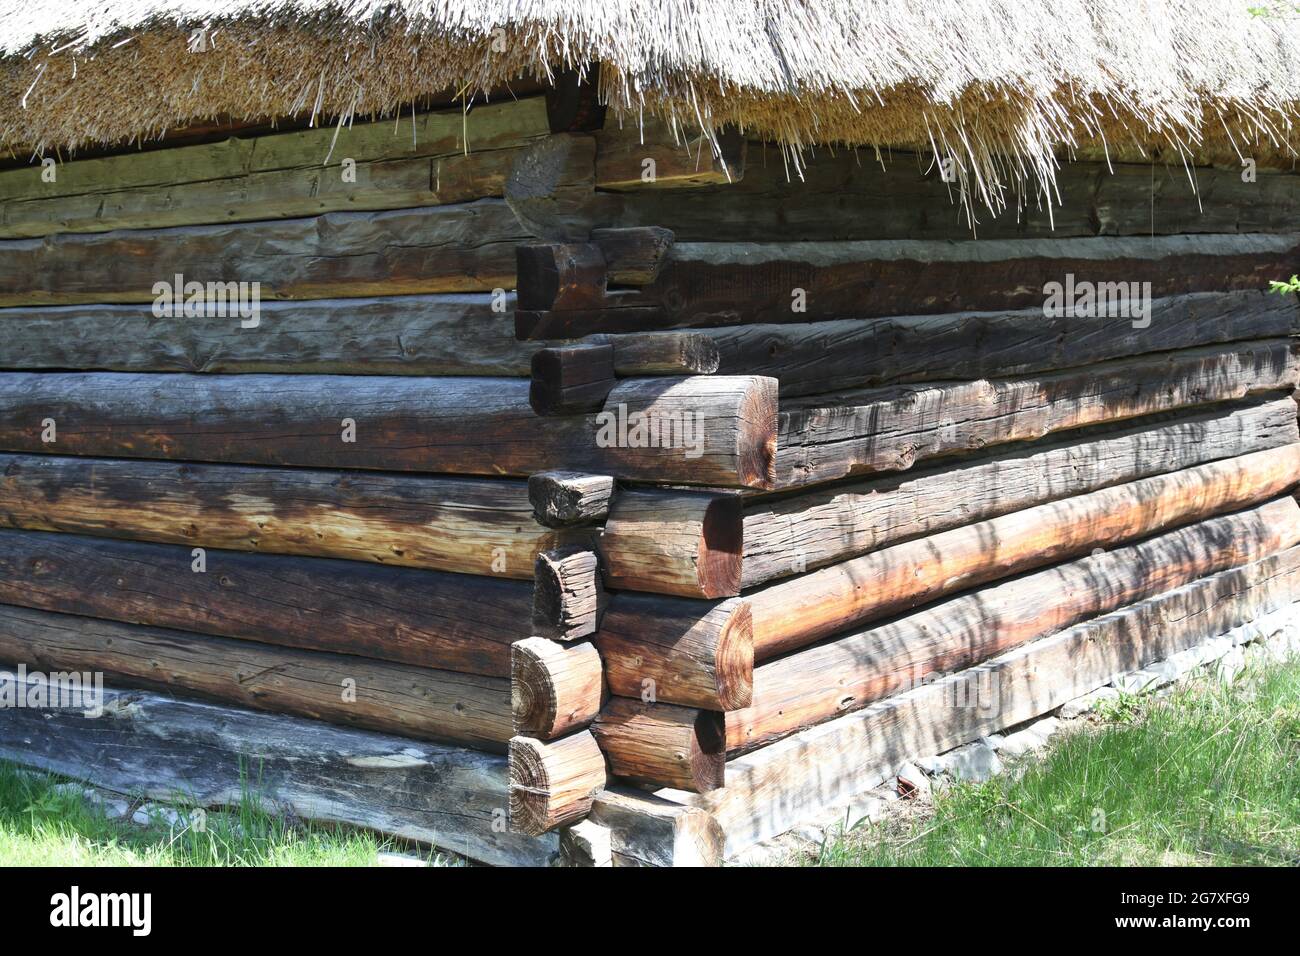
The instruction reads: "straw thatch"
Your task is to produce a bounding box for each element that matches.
[3,2,1300,211]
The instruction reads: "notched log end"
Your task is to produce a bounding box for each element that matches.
[508,732,607,836]
[512,637,604,738]
[739,376,780,490]
[715,598,755,710]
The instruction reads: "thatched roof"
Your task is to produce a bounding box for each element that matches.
[3,2,1300,210]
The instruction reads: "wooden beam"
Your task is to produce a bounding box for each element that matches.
[742,398,1300,587]
[511,637,605,739]
[516,243,608,311]
[588,786,724,867]
[0,604,512,750]
[0,677,553,867]
[749,443,1300,659]
[516,305,667,340]
[773,340,1299,488]
[595,119,745,191]
[560,820,614,866]
[532,548,608,641]
[688,290,1300,397]
[591,227,675,284]
[0,295,720,377]
[0,201,532,307]
[528,472,615,527]
[595,595,753,710]
[677,545,1300,858]
[0,453,580,579]
[728,497,1300,752]
[509,732,608,835]
[0,98,552,237]
[505,133,612,242]
[0,372,779,489]
[598,488,744,598]
[592,698,726,793]
[0,530,530,675]
[529,344,617,415]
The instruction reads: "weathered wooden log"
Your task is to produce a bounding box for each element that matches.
[529,344,617,415]
[560,820,614,867]
[687,290,1299,397]
[0,201,533,307]
[516,305,667,340]
[604,150,1300,242]
[596,120,745,191]
[517,234,1300,335]
[505,134,611,242]
[592,698,726,793]
[588,786,724,867]
[749,443,1300,659]
[509,732,608,835]
[517,243,608,311]
[0,453,580,579]
[533,549,609,641]
[0,372,778,489]
[774,340,1298,488]
[0,604,512,750]
[592,227,675,284]
[727,497,1300,752]
[598,488,744,598]
[528,472,616,527]
[0,530,530,674]
[0,98,551,238]
[679,545,1300,858]
[743,398,1300,587]
[0,676,553,867]
[0,294,720,377]
[595,596,753,710]
[512,637,605,739]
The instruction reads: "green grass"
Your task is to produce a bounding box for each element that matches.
[0,764,459,866]
[802,655,1300,867]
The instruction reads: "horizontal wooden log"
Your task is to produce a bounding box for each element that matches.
[0,530,530,675]
[528,472,615,527]
[598,488,744,598]
[509,732,608,835]
[596,121,745,191]
[592,227,676,284]
[743,397,1300,587]
[690,290,1299,397]
[0,98,550,237]
[0,201,529,307]
[0,453,579,579]
[560,820,614,867]
[0,604,512,750]
[592,698,725,793]
[0,294,721,376]
[595,596,753,710]
[0,676,554,867]
[774,340,1299,488]
[517,243,608,311]
[529,344,617,415]
[512,637,605,739]
[0,372,779,489]
[516,305,667,340]
[749,443,1300,659]
[603,150,1300,242]
[506,134,607,242]
[677,545,1300,858]
[588,786,724,867]
[727,497,1300,752]
[532,549,608,641]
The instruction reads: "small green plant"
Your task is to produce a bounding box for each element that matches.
[1092,692,1144,724]
[1269,274,1300,295]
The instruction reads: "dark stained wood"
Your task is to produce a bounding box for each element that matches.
[0,604,512,750]
[592,698,725,793]
[529,344,617,415]
[595,595,753,711]
[516,305,667,340]
[516,243,608,311]
[528,471,616,527]
[0,372,779,489]
[595,119,745,191]
[592,227,675,284]
[533,548,608,641]
[0,530,531,675]
[742,398,1300,587]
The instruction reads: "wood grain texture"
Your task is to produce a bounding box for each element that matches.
[728,497,1300,752]
[588,786,724,867]
[592,698,725,793]
[677,545,1300,858]
[511,637,605,739]
[774,340,1299,488]
[0,372,779,488]
[528,471,615,527]
[509,731,608,835]
[0,604,512,750]
[749,443,1300,659]
[532,548,608,641]
[0,530,531,675]
[0,453,580,579]
[599,488,744,598]
[742,398,1300,587]
[595,121,745,191]
[595,595,753,710]
[529,344,616,415]
[0,676,554,866]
